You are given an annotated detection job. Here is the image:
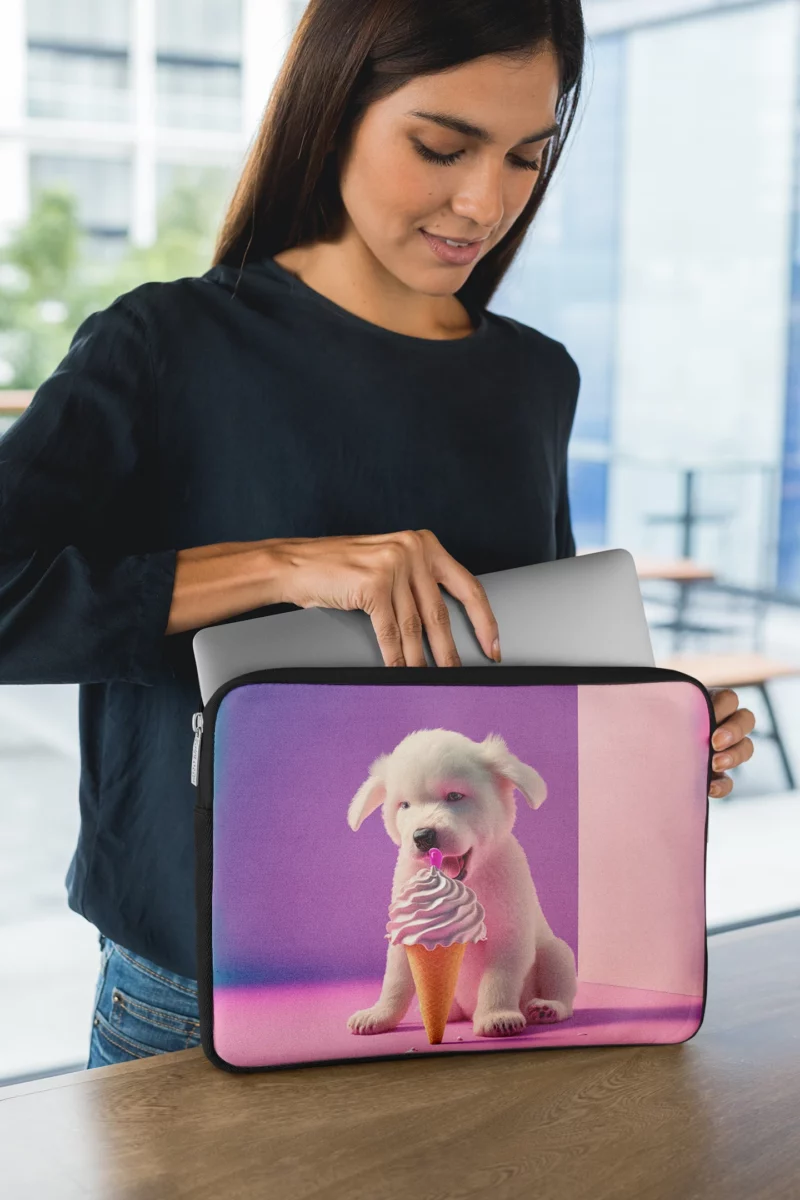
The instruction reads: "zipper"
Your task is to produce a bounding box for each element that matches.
[191,711,204,787]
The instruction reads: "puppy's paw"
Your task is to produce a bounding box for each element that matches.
[347,1007,400,1035]
[473,1009,527,1038]
[525,998,570,1024]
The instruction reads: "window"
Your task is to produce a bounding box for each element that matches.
[156,59,241,131]
[27,0,129,46]
[29,155,131,241]
[155,0,242,131]
[26,0,131,123]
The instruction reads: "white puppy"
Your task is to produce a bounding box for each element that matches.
[347,728,578,1039]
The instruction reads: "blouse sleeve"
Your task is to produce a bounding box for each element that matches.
[0,297,177,685]
[554,343,580,560]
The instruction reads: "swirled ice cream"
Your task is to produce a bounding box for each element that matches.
[386,864,487,949]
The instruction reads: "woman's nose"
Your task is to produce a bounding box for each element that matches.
[450,162,505,230]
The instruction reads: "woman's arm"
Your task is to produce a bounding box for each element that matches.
[165,539,291,635]
[0,299,183,685]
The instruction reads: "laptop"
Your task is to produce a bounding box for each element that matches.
[192,548,654,706]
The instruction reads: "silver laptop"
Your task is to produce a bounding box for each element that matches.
[193,548,653,704]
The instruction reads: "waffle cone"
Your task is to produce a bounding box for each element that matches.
[404,941,467,1044]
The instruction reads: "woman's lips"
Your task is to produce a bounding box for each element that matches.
[420,229,483,265]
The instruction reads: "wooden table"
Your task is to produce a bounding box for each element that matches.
[2,916,798,1199]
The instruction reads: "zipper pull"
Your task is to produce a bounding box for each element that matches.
[191,712,204,787]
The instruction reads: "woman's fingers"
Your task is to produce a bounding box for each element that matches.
[392,574,431,667]
[407,569,461,666]
[421,531,499,663]
[366,584,407,667]
[394,530,460,666]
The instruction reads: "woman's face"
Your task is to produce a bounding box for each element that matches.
[337,47,561,294]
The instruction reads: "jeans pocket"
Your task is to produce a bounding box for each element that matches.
[107,988,202,1057]
[91,940,201,1064]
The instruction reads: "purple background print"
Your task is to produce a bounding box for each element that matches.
[211,682,579,987]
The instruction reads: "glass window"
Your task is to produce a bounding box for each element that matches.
[156,60,241,131]
[154,0,242,131]
[26,0,131,123]
[27,48,130,123]
[156,0,241,60]
[27,0,130,49]
[29,155,131,239]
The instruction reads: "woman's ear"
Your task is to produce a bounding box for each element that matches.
[479,733,548,810]
[347,753,390,830]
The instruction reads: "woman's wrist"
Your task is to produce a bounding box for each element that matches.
[165,537,295,635]
[257,537,296,607]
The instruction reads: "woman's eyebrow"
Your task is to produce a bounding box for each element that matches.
[406,109,560,146]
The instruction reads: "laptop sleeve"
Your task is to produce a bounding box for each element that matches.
[192,664,715,1073]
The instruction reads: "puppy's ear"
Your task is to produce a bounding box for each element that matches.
[479,733,547,810]
[347,752,390,831]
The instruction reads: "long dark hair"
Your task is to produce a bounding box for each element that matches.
[212,0,585,311]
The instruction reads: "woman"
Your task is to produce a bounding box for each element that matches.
[0,0,754,1069]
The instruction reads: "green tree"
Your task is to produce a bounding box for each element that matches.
[0,169,230,391]
[0,188,87,390]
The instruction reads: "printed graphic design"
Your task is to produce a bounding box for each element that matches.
[346,729,577,1042]
[210,681,709,1068]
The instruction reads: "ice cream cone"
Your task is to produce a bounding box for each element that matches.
[405,941,467,1044]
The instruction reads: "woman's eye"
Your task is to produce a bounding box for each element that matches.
[414,141,541,173]
[446,792,465,802]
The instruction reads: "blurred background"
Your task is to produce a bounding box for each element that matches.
[1,0,798,1085]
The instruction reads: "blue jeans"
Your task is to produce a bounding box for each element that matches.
[86,933,201,1068]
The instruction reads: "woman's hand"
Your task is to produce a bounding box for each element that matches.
[271,528,501,668]
[708,687,756,797]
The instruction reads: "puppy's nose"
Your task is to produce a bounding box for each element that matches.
[413,827,439,852]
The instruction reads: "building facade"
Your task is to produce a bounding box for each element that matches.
[0,0,293,255]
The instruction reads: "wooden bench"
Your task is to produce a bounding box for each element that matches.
[656,652,800,792]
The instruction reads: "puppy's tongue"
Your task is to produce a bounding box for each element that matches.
[440,855,463,879]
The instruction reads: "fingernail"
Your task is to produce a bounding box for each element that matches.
[713,730,733,749]
[492,637,501,662]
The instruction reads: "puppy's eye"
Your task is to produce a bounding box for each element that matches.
[446,792,465,802]
[399,801,410,809]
